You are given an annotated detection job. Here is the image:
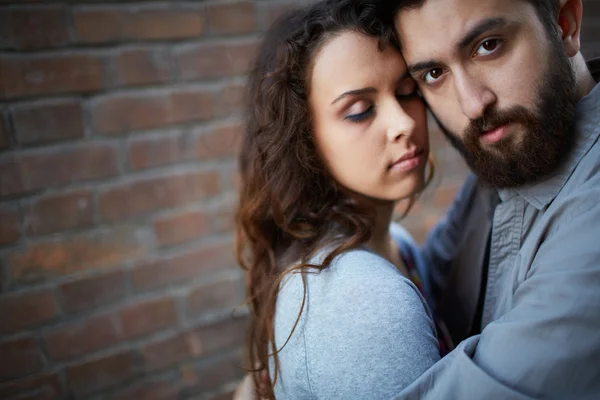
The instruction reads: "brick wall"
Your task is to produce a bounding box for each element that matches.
[0,1,598,400]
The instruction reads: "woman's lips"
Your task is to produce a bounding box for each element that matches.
[389,149,424,173]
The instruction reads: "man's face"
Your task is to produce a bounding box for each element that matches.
[395,0,577,188]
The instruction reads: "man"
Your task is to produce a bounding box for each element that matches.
[389,0,600,397]
[235,0,600,397]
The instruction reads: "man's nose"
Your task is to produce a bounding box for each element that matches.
[454,71,496,120]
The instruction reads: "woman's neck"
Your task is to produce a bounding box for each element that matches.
[369,201,395,247]
[366,200,409,277]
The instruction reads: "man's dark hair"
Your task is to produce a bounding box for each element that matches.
[379,0,561,40]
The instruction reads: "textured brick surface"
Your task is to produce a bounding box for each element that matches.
[0,1,597,399]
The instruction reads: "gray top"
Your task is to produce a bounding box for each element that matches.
[397,62,600,399]
[270,224,440,399]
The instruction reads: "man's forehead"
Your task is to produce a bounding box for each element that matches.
[395,0,522,60]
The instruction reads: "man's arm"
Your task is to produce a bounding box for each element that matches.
[396,194,600,399]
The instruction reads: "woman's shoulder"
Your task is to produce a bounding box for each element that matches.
[281,246,412,296]
[273,245,440,399]
[277,245,429,326]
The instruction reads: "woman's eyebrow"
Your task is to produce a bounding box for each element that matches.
[331,87,376,105]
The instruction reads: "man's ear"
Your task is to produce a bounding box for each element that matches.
[557,0,583,57]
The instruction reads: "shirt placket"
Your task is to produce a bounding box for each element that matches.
[482,196,524,328]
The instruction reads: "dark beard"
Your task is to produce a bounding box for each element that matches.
[433,38,578,188]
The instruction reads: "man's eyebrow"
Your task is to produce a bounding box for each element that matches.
[406,17,507,76]
[407,61,440,76]
[331,87,376,105]
[458,17,507,51]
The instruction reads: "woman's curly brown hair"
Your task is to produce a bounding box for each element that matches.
[235,1,424,397]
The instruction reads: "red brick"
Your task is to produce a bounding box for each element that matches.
[0,157,27,197]
[0,113,9,150]
[141,331,203,372]
[59,270,127,314]
[0,54,104,99]
[99,171,220,222]
[11,100,84,146]
[195,123,242,160]
[185,277,244,318]
[176,40,258,81]
[207,2,256,34]
[74,6,204,44]
[110,377,182,400]
[0,206,19,246]
[128,131,193,171]
[113,49,171,87]
[125,8,204,40]
[194,317,247,356]
[181,350,244,394]
[0,289,59,333]
[154,210,209,247]
[141,318,246,372]
[170,90,215,127]
[67,351,135,397]
[211,198,236,233]
[24,190,93,237]
[91,89,214,135]
[0,373,63,400]
[216,82,246,117]
[72,8,124,44]
[119,297,177,339]
[0,144,119,197]
[10,226,148,282]
[0,335,44,381]
[259,2,299,28]
[132,240,236,292]
[43,314,120,361]
[0,6,69,50]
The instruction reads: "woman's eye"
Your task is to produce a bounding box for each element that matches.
[423,68,444,84]
[475,38,501,57]
[345,105,374,123]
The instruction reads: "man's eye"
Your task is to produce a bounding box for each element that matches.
[475,38,501,57]
[424,68,444,84]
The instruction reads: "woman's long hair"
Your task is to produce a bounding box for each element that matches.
[236,1,419,397]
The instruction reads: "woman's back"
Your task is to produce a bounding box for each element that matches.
[271,226,440,399]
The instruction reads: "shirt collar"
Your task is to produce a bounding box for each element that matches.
[497,58,600,209]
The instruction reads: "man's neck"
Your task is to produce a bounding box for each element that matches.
[573,53,597,99]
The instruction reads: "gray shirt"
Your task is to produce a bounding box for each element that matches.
[271,224,440,399]
[396,62,600,399]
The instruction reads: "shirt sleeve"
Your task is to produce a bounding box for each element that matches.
[395,191,600,399]
[274,250,440,399]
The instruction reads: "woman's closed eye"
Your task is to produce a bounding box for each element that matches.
[345,100,374,123]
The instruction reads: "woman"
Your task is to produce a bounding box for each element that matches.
[236,0,443,398]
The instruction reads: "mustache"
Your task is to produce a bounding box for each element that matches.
[464,105,537,139]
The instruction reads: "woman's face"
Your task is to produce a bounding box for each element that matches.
[309,31,429,202]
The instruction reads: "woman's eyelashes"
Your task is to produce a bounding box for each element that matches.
[345,104,374,122]
[343,85,420,123]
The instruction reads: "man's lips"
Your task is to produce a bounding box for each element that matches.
[481,124,509,144]
[389,148,424,172]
